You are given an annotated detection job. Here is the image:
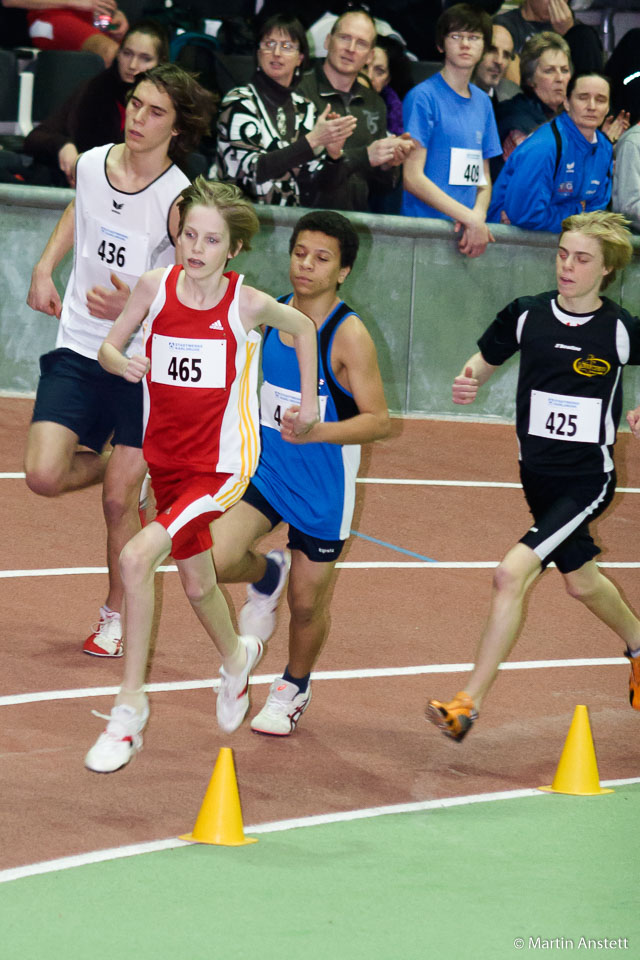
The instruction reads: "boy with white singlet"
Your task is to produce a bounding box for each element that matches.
[25,64,214,659]
[84,179,319,773]
[427,211,640,742]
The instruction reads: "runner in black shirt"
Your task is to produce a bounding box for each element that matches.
[427,210,640,741]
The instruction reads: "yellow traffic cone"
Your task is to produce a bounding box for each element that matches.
[539,705,613,796]
[180,747,258,846]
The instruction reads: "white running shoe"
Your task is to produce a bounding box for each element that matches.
[251,678,312,736]
[238,549,291,643]
[84,700,149,773]
[83,606,123,657]
[216,635,264,734]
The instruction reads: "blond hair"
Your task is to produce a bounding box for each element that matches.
[177,177,259,254]
[561,211,634,291]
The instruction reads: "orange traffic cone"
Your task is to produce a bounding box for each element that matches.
[539,705,613,796]
[180,748,258,846]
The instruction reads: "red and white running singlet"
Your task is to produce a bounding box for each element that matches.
[141,265,262,476]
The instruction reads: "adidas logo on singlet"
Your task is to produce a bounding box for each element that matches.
[209,320,224,330]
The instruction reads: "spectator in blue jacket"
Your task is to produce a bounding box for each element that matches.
[488,73,612,233]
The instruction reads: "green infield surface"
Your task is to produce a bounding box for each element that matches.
[2,783,638,960]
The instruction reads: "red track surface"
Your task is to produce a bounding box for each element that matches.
[2,398,639,870]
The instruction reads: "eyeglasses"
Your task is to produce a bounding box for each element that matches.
[259,39,300,53]
[447,33,484,43]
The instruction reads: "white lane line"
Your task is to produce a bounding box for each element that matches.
[357,479,640,493]
[3,473,640,493]
[0,658,628,708]
[1,776,639,884]
[3,561,640,578]
[0,473,640,493]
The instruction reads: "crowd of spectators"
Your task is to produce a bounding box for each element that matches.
[2,0,640,243]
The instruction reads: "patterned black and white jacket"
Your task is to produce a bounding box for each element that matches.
[212,70,344,207]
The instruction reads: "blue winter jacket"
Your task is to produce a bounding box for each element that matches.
[487,111,612,233]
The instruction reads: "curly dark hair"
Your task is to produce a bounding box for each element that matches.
[289,210,359,269]
[129,63,216,164]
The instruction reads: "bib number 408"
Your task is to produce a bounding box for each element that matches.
[168,356,202,383]
[545,411,577,437]
[97,240,125,268]
[463,163,479,184]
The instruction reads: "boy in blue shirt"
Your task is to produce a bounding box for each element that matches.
[402,3,502,258]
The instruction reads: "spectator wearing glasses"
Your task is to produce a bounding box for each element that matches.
[297,7,413,212]
[213,14,356,207]
[402,4,501,259]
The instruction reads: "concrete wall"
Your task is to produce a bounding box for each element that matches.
[2,185,639,422]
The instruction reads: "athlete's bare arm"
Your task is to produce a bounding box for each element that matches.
[98,269,164,381]
[281,314,390,446]
[452,350,498,404]
[240,285,319,436]
[403,148,495,258]
[27,200,75,318]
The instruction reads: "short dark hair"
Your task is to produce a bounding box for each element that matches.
[130,63,216,164]
[289,210,359,270]
[258,14,309,69]
[436,4,492,52]
[566,71,611,100]
[121,19,170,64]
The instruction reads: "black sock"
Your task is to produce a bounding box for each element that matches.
[253,556,280,596]
[283,665,310,694]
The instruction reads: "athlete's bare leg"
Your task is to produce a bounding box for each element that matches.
[286,551,337,677]
[563,559,640,650]
[24,421,107,497]
[116,521,172,712]
[102,444,147,612]
[178,547,242,669]
[211,500,274,585]
[464,542,542,710]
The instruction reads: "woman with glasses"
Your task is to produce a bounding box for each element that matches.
[213,14,356,206]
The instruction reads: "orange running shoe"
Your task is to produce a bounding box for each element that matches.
[625,649,640,711]
[426,691,478,742]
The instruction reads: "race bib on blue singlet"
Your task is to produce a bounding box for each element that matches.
[260,380,327,431]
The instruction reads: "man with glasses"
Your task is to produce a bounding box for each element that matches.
[402,4,501,258]
[298,7,412,212]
